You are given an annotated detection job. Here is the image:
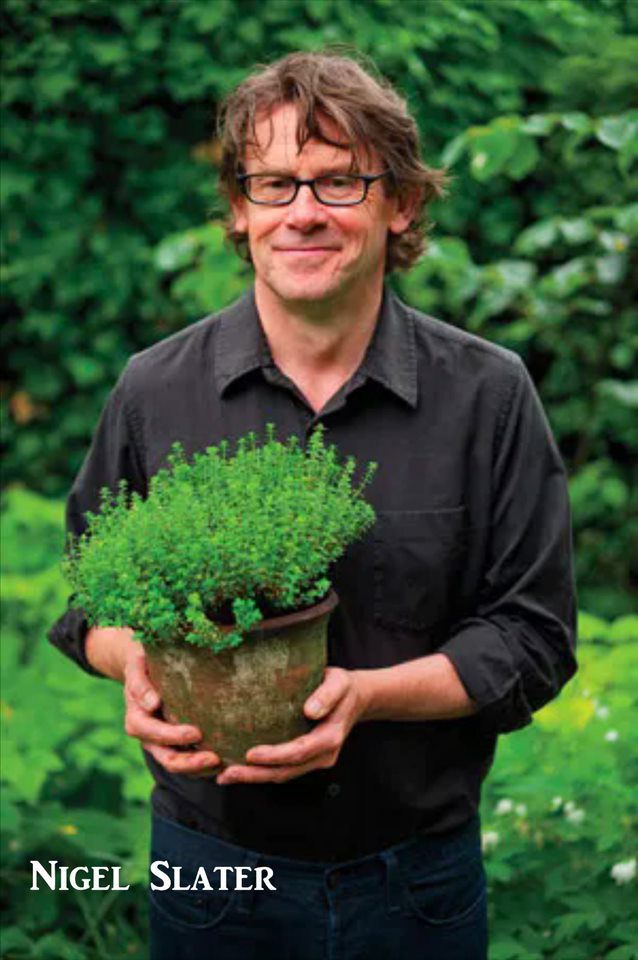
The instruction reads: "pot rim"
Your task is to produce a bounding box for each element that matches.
[145,590,339,650]
[241,588,339,637]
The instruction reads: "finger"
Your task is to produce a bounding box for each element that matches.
[245,725,343,766]
[124,651,161,712]
[143,742,221,776]
[304,667,350,720]
[217,754,335,785]
[125,702,201,747]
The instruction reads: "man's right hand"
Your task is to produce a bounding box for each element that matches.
[86,626,221,777]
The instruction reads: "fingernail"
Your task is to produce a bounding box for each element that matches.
[306,698,323,718]
[143,691,158,710]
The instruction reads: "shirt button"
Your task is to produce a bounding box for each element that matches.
[326,782,341,799]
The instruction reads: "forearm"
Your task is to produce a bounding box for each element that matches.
[85,626,139,682]
[355,653,479,722]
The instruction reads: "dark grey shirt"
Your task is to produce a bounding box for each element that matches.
[49,286,577,861]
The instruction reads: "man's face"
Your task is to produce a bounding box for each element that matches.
[231,103,413,307]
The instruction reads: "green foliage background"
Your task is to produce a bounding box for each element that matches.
[1,0,636,957]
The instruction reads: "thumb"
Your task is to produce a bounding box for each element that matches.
[125,649,160,712]
[304,668,348,720]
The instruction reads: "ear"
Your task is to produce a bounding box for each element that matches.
[388,187,422,235]
[230,194,248,234]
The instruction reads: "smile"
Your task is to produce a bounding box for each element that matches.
[275,247,337,254]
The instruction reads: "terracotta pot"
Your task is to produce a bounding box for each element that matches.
[145,591,338,767]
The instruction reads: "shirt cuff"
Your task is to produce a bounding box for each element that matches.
[439,619,533,735]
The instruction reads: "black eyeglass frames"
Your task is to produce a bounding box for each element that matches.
[235,171,391,206]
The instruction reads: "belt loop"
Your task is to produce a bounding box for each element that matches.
[380,850,402,915]
[236,851,260,916]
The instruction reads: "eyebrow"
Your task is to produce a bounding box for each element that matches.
[244,164,359,177]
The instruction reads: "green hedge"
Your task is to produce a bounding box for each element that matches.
[3,0,636,616]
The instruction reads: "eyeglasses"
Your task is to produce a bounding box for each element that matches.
[236,171,391,206]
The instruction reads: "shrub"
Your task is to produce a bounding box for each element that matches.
[63,425,376,652]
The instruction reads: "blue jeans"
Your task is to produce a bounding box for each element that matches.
[148,811,488,960]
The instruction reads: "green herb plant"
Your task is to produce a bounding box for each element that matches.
[64,425,377,653]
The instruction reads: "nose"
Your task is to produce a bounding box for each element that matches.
[283,183,329,230]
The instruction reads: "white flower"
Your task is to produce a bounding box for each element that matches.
[564,800,576,814]
[551,796,563,811]
[515,803,527,817]
[495,798,514,815]
[482,831,500,852]
[605,730,619,742]
[595,705,610,719]
[611,859,636,885]
[565,807,585,824]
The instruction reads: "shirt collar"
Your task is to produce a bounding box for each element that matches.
[214,284,418,409]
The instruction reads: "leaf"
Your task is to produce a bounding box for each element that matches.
[0,927,34,953]
[559,218,595,245]
[561,112,593,134]
[554,911,595,942]
[506,135,540,179]
[495,260,536,289]
[595,254,626,285]
[0,790,21,833]
[32,931,86,959]
[607,615,638,644]
[0,746,64,804]
[66,355,105,388]
[489,939,522,960]
[440,133,467,168]
[515,220,557,254]
[599,230,629,253]
[536,695,595,731]
[469,127,519,181]
[605,948,638,960]
[522,114,557,136]
[155,233,199,272]
[615,204,638,234]
[546,258,590,297]
[596,115,638,150]
[597,380,638,409]
[618,136,638,175]
[577,611,610,643]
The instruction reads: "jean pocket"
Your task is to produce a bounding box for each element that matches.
[400,849,487,927]
[148,858,236,930]
[373,507,468,631]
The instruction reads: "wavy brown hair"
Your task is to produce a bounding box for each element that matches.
[217,51,446,273]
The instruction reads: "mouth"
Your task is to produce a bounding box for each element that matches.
[274,247,338,255]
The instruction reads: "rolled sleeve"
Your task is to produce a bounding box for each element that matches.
[440,358,578,734]
[47,365,147,676]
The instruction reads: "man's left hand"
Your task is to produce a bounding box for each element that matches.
[215,667,367,785]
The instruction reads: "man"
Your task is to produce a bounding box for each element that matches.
[50,51,577,959]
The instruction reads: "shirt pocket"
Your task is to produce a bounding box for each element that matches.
[373,507,468,631]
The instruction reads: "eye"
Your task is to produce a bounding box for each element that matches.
[320,175,354,189]
[260,177,293,189]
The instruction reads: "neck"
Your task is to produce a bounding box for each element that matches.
[254,275,385,378]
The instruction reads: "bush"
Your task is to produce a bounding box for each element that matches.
[64,425,377,651]
[1,489,151,959]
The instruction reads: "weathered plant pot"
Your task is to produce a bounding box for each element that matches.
[145,591,338,767]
